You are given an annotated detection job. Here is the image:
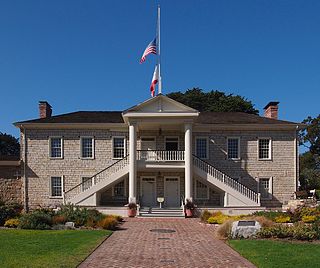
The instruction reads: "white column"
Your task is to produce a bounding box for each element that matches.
[128,123,137,203]
[184,123,193,201]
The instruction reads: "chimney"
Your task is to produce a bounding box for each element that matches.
[39,101,52,119]
[264,101,279,120]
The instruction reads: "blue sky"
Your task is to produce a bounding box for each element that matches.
[1,0,320,139]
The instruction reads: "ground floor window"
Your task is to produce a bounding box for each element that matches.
[259,177,272,199]
[50,176,63,197]
[195,179,209,199]
[113,180,126,198]
[82,177,92,191]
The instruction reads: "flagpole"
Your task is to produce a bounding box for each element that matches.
[157,5,162,95]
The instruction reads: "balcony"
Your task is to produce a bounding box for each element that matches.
[137,150,185,162]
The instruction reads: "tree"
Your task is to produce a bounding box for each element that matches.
[167,88,259,114]
[299,115,320,190]
[0,132,20,156]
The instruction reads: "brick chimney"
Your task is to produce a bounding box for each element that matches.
[264,101,279,120]
[39,101,52,119]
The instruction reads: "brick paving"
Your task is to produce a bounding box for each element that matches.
[79,218,256,268]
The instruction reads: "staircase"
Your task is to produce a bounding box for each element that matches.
[193,155,260,207]
[64,156,129,205]
[139,207,185,218]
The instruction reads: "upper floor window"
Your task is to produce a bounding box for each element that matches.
[82,177,92,192]
[165,137,179,151]
[259,177,272,199]
[113,137,125,159]
[258,138,271,160]
[49,137,63,158]
[81,137,94,159]
[50,176,63,197]
[195,179,209,199]
[227,137,240,160]
[195,137,208,159]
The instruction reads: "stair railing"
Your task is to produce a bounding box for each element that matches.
[64,155,129,203]
[193,155,260,204]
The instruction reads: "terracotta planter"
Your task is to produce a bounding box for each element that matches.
[128,209,137,217]
[185,209,193,218]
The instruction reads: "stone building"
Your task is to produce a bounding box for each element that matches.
[13,95,302,215]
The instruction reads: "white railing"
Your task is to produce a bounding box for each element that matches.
[193,155,260,204]
[64,155,129,202]
[137,150,185,162]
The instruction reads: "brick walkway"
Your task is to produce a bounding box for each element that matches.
[79,218,255,268]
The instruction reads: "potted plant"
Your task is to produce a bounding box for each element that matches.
[184,199,195,218]
[127,203,137,217]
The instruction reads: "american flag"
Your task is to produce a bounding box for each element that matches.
[140,38,157,63]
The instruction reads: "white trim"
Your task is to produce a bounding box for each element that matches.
[227,137,240,160]
[49,175,64,198]
[257,137,272,160]
[80,136,95,159]
[112,136,126,159]
[164,176,180,207]
[195,136,209,159]
[49,136,63,159]
[194,178,209,200]
[258,177,273,200]
[165,136,179,150]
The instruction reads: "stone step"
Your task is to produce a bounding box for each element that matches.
[139,207,185,218]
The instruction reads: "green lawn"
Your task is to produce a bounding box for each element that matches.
[0,229,112,268]
[228,239,320,268]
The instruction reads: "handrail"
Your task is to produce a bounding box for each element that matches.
[137,150,185,161]
[192,154,260,204]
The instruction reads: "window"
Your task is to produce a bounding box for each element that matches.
[227,138,240,159]
[113,180,125,198]
[81,137,94,159]
[113,137,125,159]
[195,137,208,159]
[165,137,179,151]
[258,138,271,160]
[82,177,92,192]
[259,178,272,199]
[50,176,63,197]
[195,180,209,199]
[49,137,63,158]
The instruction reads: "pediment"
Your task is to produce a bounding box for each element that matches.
[123,94,198,114]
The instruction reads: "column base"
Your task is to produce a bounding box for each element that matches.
[128,197,136,204]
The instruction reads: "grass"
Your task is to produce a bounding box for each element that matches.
[228,239,320,268]
[0,229,112,268]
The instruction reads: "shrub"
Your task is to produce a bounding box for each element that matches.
[57,204,89,227]
[316,190,320,200]
[111,215,124,222]
[217,219,234,238]
[200,210,212,222]
[242,216,274,228]
[252,211,285,221]
[207,214,229,224]
[52,215,67,225]
[275,215,291,223]
[302,215,317,223]
[4,218,20,228]
[0,203,23,226]
[97,216,118,230]
[19,211,52,230]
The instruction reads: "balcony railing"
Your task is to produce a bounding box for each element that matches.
[137,150,185,162]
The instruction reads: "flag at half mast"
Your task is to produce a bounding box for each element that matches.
[140,38,157,63]
[150,64,159,97]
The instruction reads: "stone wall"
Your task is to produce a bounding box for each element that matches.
[0,164,22,204]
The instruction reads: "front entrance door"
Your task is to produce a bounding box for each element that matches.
[141,177,156,207]
[164,177,180,207]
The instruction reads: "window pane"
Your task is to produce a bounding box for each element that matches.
[50,138,62,158]
[82,138,93,158]
[196,138,207,159]
[113,138,125,158]
[259,178,270,198]
[114,181,125,197]
[259,139,270,159]
[196,180,208,199]
[228,138,239,159]
[82,177,92,191]
[51,177,62,197]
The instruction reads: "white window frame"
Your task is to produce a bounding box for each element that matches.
[227,137,240,160]
[49,136,63,159]
[194,179,209,200]
[195,137,209,159]
[81,176,94,192]
[165,136,179,151]
[258,138,272,160]
[112,136,126,159]
[50,176,64,198]
[112,179,127,197]
[258,177,273,200]
[80,136,95,159]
